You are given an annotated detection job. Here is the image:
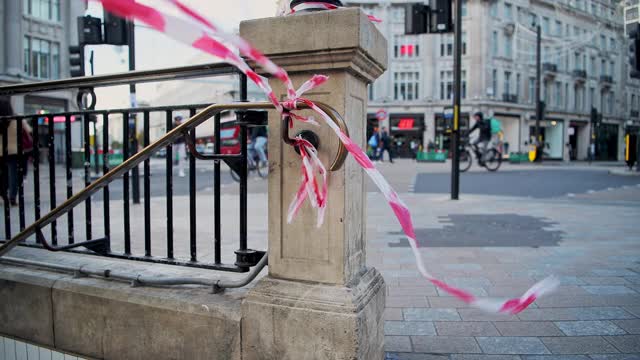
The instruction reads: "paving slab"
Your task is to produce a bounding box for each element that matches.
[411,336,481,354]
[554,321,627,336]
[603,335,640,353]
[611,320,640,334]
[403,308,461,321]
[385,321,436,336]
[540,337,619,355]
[385,336,413,353]
[434,322,501,336]
[517,308,635,321]
[476,337,550,355]
[494,322,564,337]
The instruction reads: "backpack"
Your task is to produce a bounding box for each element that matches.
[368,134,378,148]
[490,117,502,135]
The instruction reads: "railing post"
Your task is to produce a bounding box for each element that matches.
[240,8,387,359]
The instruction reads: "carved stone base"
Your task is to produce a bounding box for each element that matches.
[241,268,386,360]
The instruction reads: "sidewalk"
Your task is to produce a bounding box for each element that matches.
[372,191,640,359]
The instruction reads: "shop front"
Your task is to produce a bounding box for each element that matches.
[568,120,590,161]
[493,113,521,155]
[528,118,565,160]
[594,122,619,161]
[389,114,425,158]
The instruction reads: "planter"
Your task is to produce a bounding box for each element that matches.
[417,151,448,163]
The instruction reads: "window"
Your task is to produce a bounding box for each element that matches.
[440,71,452,100]
[440,34,453,57]
[493,70,499,98]
[608,91,614,113]
[394,72,420,101]
[574,85,581,111]
[504,34,512,58]
[504,71,512,96]
[395,35,420,58]
[392,6,405,23]
[565,83,570,109]
[590,87,595,109]
[516,73,521,98]
[610,37,616,51]
[555,82,562,108]
[609,61,615,79]
[505,3,513,20]
[555,20,563,36]
[368,84,374,101]
[24,0,61,21]
[462,32,467,55]
[492,31,499,55]
[489,1,498,17]
[528,77,535,104]
[590,56,596,75]
[601,59,607,76]
[23,36,60,79]
[462,0,468,17]
[462,70,467,99]
[600,35,607,50]
[542,17,550,35]
[574,52,581,70]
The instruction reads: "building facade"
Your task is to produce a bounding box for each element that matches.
[1,0,86,160]
[346,0,639,161]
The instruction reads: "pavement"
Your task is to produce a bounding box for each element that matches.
[3,159,640,358]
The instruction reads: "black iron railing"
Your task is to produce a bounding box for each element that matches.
[0,63,269,272]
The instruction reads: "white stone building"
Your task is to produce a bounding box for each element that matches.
[346,0,639,161]
[1,0,87,160]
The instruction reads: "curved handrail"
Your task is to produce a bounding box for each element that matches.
[0,101,349,258]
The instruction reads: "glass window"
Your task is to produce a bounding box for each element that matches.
[505,3,513,20]
[462,0,468,17]
[504,71,512,96]
[40,0,50,20]
[490,1,498,17]
[555,20,563,36]
[542,17,550,35]
[51,43,60,79]
[394,71,420,101]
[504,34,512,58]
[516,73,521,98]
[52,0,60,21]
[23,36,31,74]
[492,31,499,55]
[492,69,498,98]
[528,77,535,104]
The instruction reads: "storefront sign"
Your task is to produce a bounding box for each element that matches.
[376,109,388,121]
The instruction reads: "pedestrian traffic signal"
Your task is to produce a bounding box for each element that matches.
[77,16,103,45]
[629,24,640,79]
[68,45,85,78]
[104,11,129,46]
[405,1,453,35]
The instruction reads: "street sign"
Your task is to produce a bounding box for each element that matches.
[376,109,388,121]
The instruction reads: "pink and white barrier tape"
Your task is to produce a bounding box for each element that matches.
[288,1,382,22]
[93,0,558,314]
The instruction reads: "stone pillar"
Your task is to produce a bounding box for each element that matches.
[240,8,387,360]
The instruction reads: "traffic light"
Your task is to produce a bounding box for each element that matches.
[434,0,453,33]
[405,3,429,35]
[104,11,129,46]
[78,16,103,45]
[405,1,453,35]
[69,45,85,78]
[629,23,640,79]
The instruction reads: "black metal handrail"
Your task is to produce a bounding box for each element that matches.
[0,63,239,97]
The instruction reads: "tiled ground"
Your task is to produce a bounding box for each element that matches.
[368,187,640,359]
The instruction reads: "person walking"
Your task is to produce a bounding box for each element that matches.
[0,98,33,206]
[379,127,394,163]
[173,115,186,177]
[251,125,268,165]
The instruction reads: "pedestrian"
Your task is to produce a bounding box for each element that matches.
[368,127,380,160]
[379,127,394,163]
[173,115,186,177]
[0,98,33,206]
[251,125,268,165]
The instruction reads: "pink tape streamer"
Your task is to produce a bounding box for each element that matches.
[289,2,383,22]
[93,0,559,314]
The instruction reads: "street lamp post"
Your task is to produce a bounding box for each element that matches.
[451,0,463,200]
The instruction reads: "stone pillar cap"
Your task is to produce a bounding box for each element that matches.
[240,8,388,82]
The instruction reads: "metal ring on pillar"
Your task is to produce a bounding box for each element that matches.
[76,88,97,110]
[281,104,349,172]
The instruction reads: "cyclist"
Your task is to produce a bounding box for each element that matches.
[468,112,492,165]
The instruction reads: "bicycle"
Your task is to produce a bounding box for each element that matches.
[230,146,268,182]
[459,141,503,172]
